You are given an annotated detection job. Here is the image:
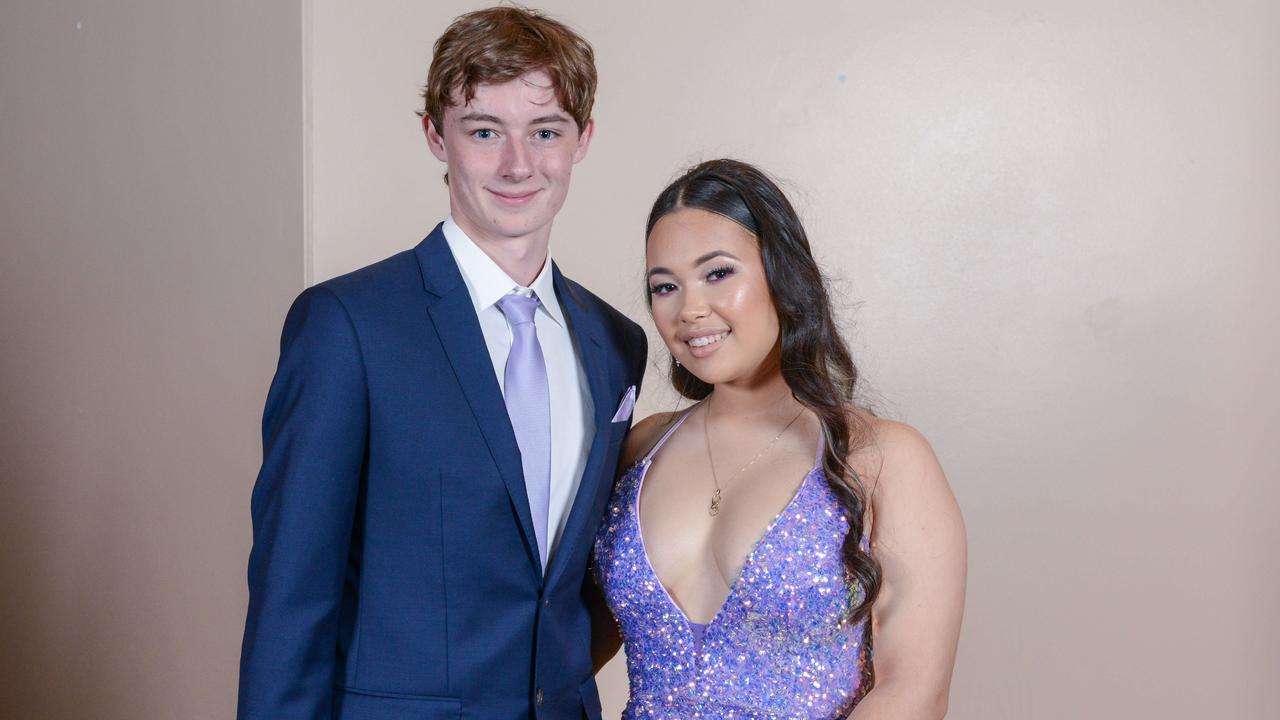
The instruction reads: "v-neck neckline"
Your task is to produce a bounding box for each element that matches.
[634,458,817,633]
[629,405,823,643]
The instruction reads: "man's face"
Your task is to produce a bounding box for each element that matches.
[425,70,593,250]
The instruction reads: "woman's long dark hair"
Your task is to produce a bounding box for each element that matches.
[646,159,881,624]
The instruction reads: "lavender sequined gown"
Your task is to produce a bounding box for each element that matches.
[593,410,872,719]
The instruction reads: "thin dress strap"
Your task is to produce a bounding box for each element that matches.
[814,425,826,469]
[640,404,699,464]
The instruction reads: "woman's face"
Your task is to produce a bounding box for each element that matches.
[646,208,781,387]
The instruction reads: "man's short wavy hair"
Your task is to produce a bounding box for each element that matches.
[420,6,597,134]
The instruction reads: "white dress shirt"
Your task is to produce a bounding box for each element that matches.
[441,217,595,569]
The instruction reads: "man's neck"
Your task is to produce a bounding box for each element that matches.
[451,215,550,287]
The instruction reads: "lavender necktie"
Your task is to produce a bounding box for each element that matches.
[496,293,551,572]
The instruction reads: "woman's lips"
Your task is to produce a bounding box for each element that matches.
[685,330,729,358]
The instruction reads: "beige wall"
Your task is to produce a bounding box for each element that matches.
[311,1,1280,718]
[0,3,303,719]
[2,1,1277,718]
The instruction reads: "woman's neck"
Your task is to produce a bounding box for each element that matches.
[706,354,797,419]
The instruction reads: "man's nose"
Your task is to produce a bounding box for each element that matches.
[500,139,533,182]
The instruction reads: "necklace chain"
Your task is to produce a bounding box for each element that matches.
[703,395,806,517]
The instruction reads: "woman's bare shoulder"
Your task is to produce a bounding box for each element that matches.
[849,415,946,496]
[620,411,683,470]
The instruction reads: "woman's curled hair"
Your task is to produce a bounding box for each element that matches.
[646,159,882,625]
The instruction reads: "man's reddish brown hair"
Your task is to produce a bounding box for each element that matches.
[421,6,597,134]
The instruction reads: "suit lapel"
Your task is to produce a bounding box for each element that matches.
[415,225,541,578]
[546,266,616,588]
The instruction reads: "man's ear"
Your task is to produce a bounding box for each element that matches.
[572,117,595,164]
[424,115,448,162]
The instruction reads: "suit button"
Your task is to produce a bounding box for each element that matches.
[536,688,543,706]
[544,598,550,608]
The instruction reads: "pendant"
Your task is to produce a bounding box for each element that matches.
[709,488,722,516]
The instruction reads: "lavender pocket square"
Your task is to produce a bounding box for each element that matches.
[611,385,636,423]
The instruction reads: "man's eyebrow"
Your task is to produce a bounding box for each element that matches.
[646,251,741,279]
[456,112,571,125]
[457,112,502,124]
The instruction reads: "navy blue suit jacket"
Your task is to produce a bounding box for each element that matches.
[238,225,647,719]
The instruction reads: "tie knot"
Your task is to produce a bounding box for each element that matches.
[496,292,540,325]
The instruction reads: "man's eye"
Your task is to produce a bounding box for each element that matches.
[535,129,559,141]
[473,129,496,140]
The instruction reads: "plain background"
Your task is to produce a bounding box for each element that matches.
[2,1,1277,718]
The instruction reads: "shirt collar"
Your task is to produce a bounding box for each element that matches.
[441,216,566,327]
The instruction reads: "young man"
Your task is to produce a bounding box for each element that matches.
[237,8,646,719]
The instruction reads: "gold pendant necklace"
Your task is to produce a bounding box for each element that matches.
[702,395,806,517]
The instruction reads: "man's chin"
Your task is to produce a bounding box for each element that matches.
[476,224,552,247]
[480,213,550,240]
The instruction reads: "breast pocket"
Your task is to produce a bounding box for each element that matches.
[606,418,630,443]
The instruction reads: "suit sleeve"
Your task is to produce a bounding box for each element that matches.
[238,286,368,720]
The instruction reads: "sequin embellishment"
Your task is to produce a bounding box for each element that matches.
[593,418,872,720]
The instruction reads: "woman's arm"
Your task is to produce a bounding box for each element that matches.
[848,421,967,719]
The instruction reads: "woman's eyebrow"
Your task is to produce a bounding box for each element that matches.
[692,250,740,266]
[646,251,741,279]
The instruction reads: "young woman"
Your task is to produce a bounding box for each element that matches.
[591,159,966,719]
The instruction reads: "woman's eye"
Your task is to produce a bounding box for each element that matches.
[648,282,677,296]
[706,265,736,282]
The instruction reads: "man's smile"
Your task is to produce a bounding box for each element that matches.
[488,188,542,206]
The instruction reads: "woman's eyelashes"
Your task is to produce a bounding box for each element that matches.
[648,265,738,296]
[648,281,677,296]
[705,264,736,282]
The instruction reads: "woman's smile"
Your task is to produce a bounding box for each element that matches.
[687,330,730,356]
